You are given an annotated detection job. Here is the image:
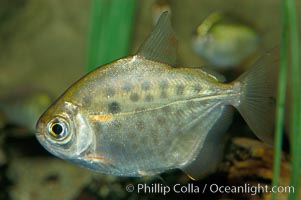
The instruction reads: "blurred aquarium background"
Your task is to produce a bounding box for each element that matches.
[0,0,300,199]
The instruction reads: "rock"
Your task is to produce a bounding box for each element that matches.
[220,137,297,200]
[7,157,95,200]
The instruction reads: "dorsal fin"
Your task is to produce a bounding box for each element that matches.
[136,11,177,66]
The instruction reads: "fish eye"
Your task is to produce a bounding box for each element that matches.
[47,118,70,142]
[50,123,63,136]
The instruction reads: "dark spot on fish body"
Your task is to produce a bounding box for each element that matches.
[113,120,122,130]
[108,102,121,114]
[176,84,184,95]
[159,81,168,89]
[106,88,115,97]
[147,128,159,143]
[122,82,133,91]
[193,84,202,93]
[160,91,167,98]
[159,81,169,99]
[144,94,154,102]
[141,81,151,90]
[82,95,91,106]
[136,121,145,130]
[176,109,184,118]
[130,93,139,102]
[157,116,167,126]
[187,100,197,107]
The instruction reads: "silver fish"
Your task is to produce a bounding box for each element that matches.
[36,12,276,179]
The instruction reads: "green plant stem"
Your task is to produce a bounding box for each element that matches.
[288,0,301,199]
[87,0,136,72]
[271,0,288,199]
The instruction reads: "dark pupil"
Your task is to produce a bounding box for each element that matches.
[52,123,63,136]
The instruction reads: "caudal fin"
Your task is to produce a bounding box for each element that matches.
[235,48,279,145]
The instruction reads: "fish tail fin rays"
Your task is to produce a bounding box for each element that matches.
[136,11,178,66]
[234,48,280,145]
[182,106,233,180]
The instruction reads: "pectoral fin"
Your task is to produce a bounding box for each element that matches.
[82,152,108,163]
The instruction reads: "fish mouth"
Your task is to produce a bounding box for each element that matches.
[35,131,45,144]
[35,131,46,145]
[35,121,47,145]
[35,131,43,137]
[34,132,59,156]
[35,119,46,136]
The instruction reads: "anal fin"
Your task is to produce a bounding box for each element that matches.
[182,106,233,180]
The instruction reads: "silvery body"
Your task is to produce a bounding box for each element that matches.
[36,12,276,179]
